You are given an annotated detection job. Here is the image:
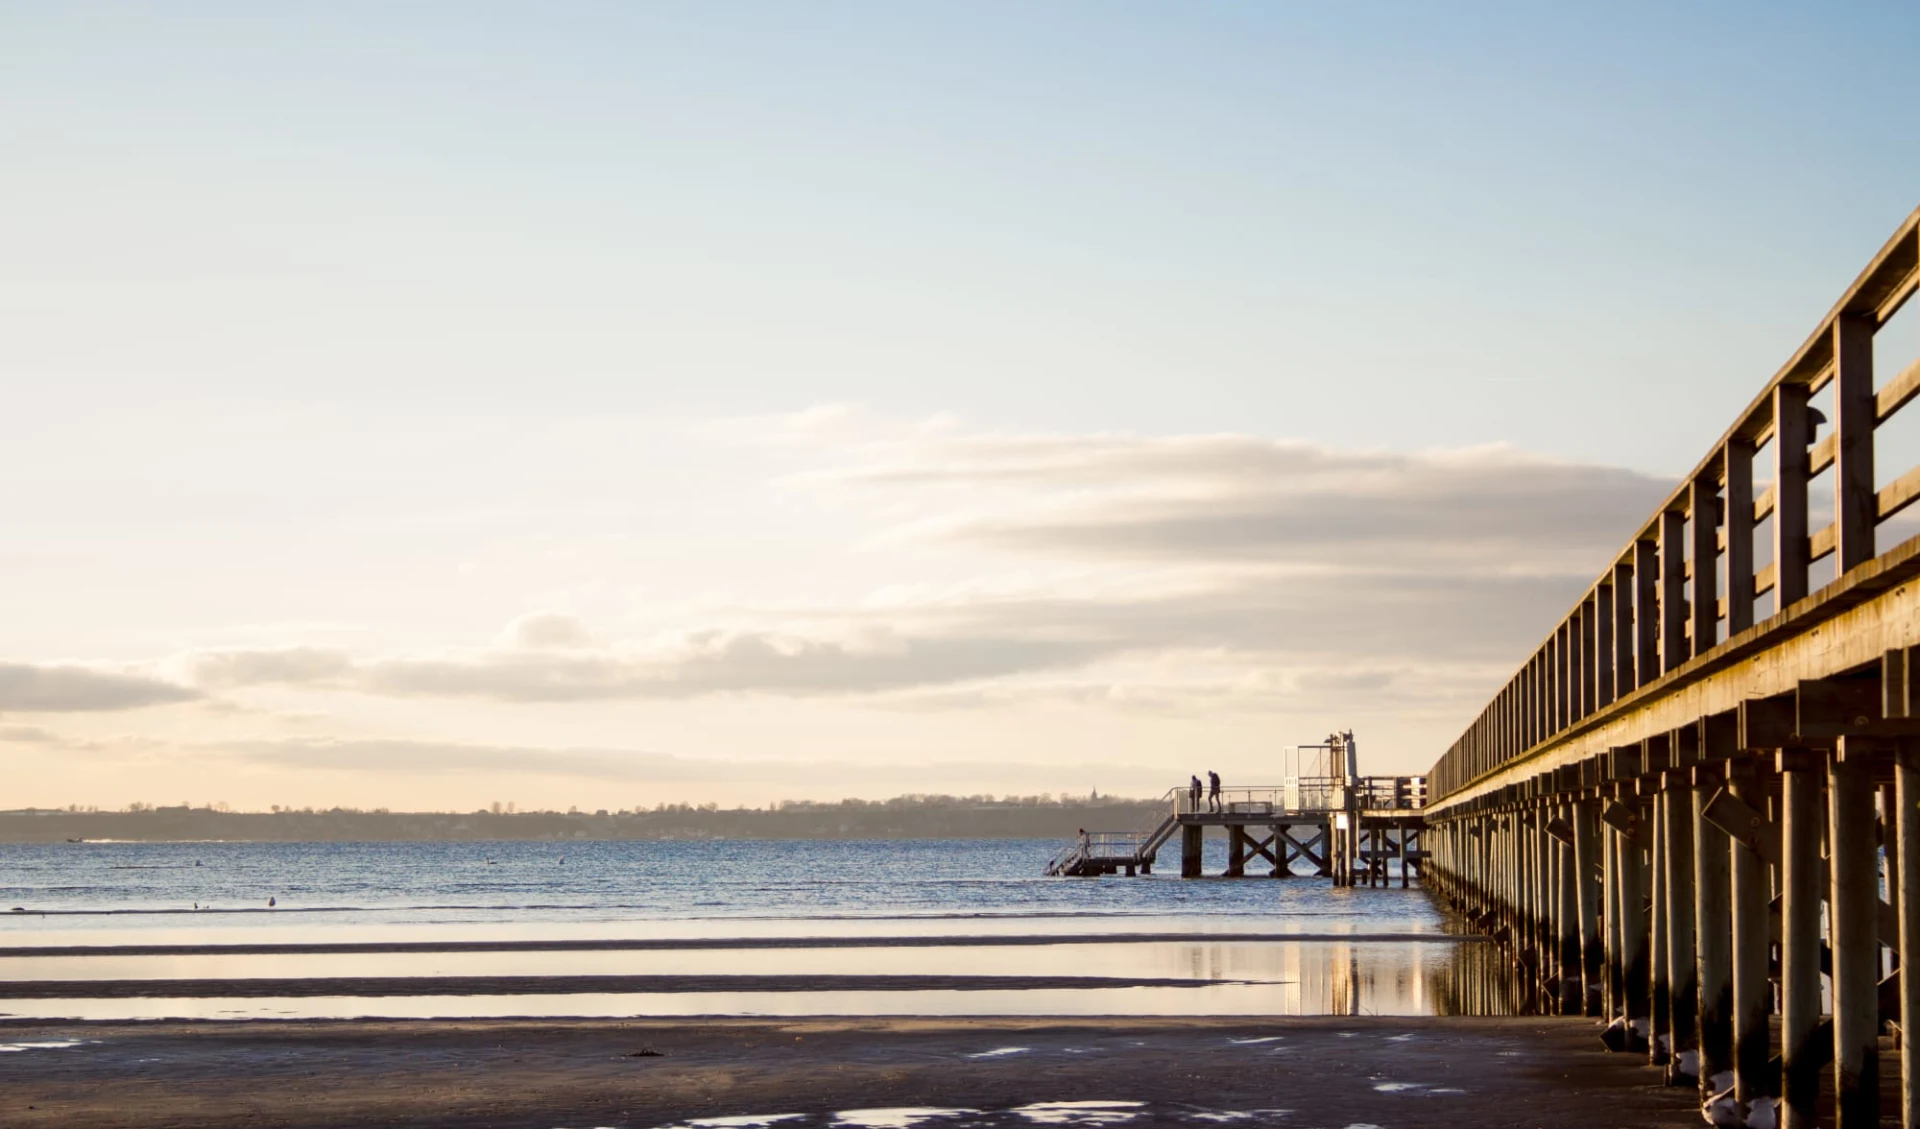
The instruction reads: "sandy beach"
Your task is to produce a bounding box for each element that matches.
[0,1015,1701,1129]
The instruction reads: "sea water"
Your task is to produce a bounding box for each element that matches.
[0,839,1510,1020]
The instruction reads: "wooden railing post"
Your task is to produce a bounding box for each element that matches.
[1615,560,1636,694]
[1724,438,1756,633]
[1556,623,1570,732]
[1580,594,1597,717]
[1660,511,1689,674]
[1691,475,1719,656]
[1834,314,1876,573]
[1636,538,1660,681]
[1774,382,1812,608]
[1596,581,1617,707]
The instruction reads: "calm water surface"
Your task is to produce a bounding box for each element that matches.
[0,839,1508,1019]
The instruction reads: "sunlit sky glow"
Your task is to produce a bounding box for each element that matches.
[4,2,1919,809]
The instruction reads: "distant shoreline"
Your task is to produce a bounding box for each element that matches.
[0,799,1165,844]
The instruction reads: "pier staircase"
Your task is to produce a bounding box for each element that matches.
[1045,810,1182,876]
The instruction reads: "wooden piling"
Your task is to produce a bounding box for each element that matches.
[1779,749,1824,1129]
[1693,765,1733,1100]
[1620,797,1652,1048]
[1662,771,1698,1084]
[1830,740,1881,1128]
[1895,742,1920,1129]
[1575,799,1605,1015]
[1729,759,1771,1106]
[1650,787,1672,1064]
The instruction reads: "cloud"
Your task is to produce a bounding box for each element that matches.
[791,428,1669,573]
[495,612,594,650]
[169,646,356,689]
[365,630,1107,701]
[209,735,1178,795]
[0,663,198,712]
[37,418,1670,720]
[0,724,63,743]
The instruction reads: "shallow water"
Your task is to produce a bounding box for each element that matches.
[0,839,1507,1020]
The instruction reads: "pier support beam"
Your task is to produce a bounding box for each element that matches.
[1780,750,1825,1129]
[1896,742,1920,1129]
[1620,799,1652,1050]
[1694,765,1734,1103]
[1831,739,1881,1128]
[1651,787,1672,1065]
[1729,759,1772,1113]
[1181,824,1203,879]
[1575,799,1605,1016]
[1663,772,1698,1085]
[1558,806,1582,1014]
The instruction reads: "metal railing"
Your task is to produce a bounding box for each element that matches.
[1169,778,1428,815]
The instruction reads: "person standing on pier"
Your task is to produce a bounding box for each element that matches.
[1189,775,1203,813]
[1207,771,1221,813]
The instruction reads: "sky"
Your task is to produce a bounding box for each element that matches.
[3,2,1919,811]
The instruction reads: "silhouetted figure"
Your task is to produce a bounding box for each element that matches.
[1208,770,1222,813]
[1078,828,1089,856]
[267,897,276,908]
[1189,775,1203,813]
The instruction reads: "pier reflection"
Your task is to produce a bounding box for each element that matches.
[0,932,1537,1020]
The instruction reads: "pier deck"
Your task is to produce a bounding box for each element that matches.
[1046,776,1428,884]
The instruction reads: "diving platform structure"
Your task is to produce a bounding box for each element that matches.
[1045,731,1429,885]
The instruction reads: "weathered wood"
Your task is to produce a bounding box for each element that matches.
[1692,476,1720,657]
[1728,761,1771,1105]
[1575,799,1604,1016]
[1637,537,1661,690]
[1776,380,1813,609]
[1615,560,1638,697]
[1835,314,1877,573]
[1662,772,1698,1084]
[1662,510,1690,674]
[1831,740,1881,1128]
[1650,787,1671,1065]
[1694,766,1734,1103]
[1725,438,1756,634]
[1597,582,1617,708]
[1896,743,1920,1129]
[1779,749,1824,1129]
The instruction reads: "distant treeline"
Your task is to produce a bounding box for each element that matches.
[0,795,1168,843]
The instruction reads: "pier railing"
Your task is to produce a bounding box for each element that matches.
[1172,778,1427,815]
[1429,205,1920,803]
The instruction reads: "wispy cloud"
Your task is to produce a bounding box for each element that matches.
[0,662,198,712]
[25,413,1671,723]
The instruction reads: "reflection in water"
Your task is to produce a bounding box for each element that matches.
[1429,934,1527,1016]
[0,935,1520,1021]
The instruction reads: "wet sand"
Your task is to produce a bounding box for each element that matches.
[0,973,1233,999]
[0,1015,1699,1128]
[0,931,1469,958]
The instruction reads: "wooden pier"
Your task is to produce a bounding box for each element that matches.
[1422,205,1920,1127]
[1047,770,1429,885]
